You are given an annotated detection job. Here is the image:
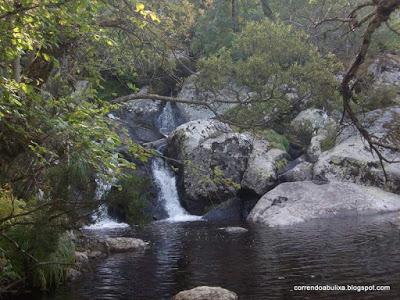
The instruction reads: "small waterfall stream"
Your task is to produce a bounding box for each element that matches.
[84,178,128,229]
[86,101,199,229]
[152,157,201,222]
[152,102,201,222]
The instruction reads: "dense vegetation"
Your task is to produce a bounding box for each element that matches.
[0,0,399,294]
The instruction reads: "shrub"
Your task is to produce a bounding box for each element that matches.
[106,173,152,226]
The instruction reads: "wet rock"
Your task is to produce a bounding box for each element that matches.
[74,251,89,270]
[66,268,82,281]
[105,237,149,253]
[202,197,243,222]
[111,87,164,143]
[173,286,238,300]
[247,181,400,227]
[219,227,248,234]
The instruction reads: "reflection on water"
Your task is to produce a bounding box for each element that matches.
[42,213,400,300]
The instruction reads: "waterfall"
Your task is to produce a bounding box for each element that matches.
[152,157,201,222]
[153,102,201,222]
[84,178,129,230]
[158,102,177,136]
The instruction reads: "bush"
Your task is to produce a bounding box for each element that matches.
[106,173,152,226]
[198,20,341,129]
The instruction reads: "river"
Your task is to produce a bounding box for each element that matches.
[34,212,400,300]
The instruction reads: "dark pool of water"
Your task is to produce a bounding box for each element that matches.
[38,213,400,300]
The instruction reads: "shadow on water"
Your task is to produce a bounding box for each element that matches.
[34,212,400,300]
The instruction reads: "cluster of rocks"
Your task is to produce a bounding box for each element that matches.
[164,103,400,226]
[67,235,149,281]
[248,105,400,226]
[166,119,289,216]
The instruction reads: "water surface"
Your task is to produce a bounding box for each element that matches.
[41,213,400,300]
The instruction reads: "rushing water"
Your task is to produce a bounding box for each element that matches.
[40,212,400,300]
[151,157,201,222]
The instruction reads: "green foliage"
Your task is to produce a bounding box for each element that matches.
[261,129,289,151]
[106,173,152,226]
[32,233,75,290]
[199,20,341,128]
[212,166,241,190]
[288,120,315,148]
[320,126,338,152]
[357,85,399,112]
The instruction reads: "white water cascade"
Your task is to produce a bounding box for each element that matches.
[158,102,177,136]
[152,157,201,222]
[153,102,201,222]
[84,178,129,230]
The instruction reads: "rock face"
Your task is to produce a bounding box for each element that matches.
[167,120,289,215]
[314,106,400,194]
[219,227,248,234]
[105,237,148,253]
[173,286,238,300]
[247,181,400,227]
[368,53,400,89]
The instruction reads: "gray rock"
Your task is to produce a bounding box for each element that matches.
[74,251,89,270]
[314,106,400,194]
[173,286,238,300]
[219,227,248,234]
[291,108,331,132]
[242,141,289,195]
[307,129,329,163]
[66,268,82,281]
[167,119,289,214]
[247,181,400,227]
[279,161,314,182]
[105,237,148,253]
[87,250,104,259]
[167,120,251,214]
[368,53,400,88]
[111,87,164,143]
[202,197,242,222]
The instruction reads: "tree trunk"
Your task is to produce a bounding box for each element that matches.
[13,56,21,83]
[231,0,239,32]
[260,0,274,20]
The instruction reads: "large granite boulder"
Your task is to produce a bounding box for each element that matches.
[314,106,400,194]
[167,120,252,214]
[247,181,400,227]
[241,140,289,195]
[173,286,238,300]
[167,120,289,215]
